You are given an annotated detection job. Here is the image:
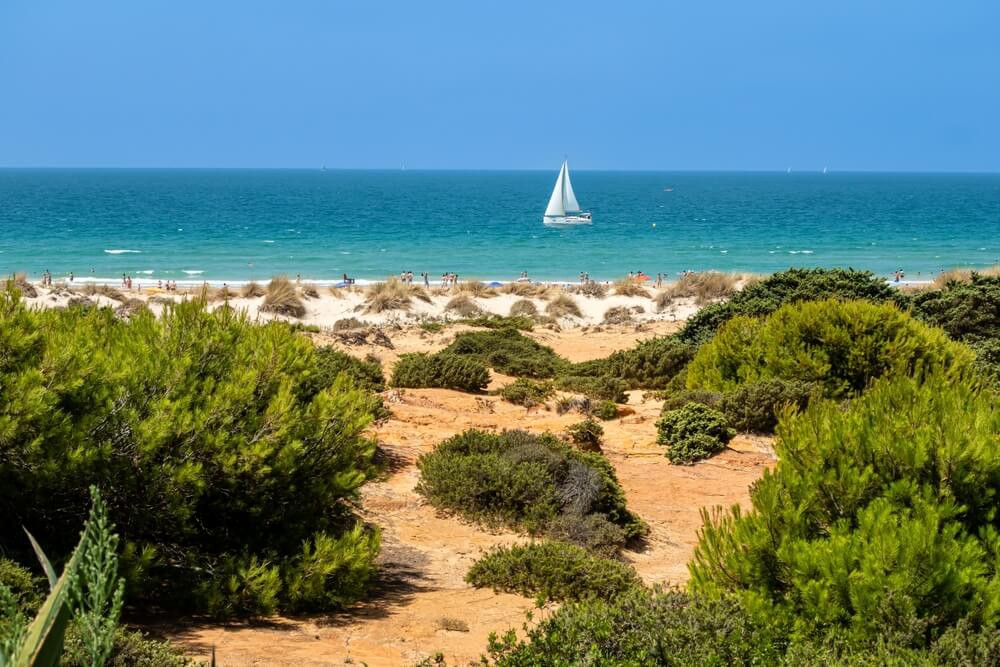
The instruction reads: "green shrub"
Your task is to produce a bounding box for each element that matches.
[391,352,490,392]
[691,373,1000,648]
[443,327,566,378]
[969,338,1000,386]
[593,400,619,421]
[678,268,900,344]
[497,378,554,406]
[62,627,196,667]
[554,375,628,403]
[564,337,695,392]
[0,295,380,616]
[686,299,973,398]
[565,419,604,452]
[416,430,644,545]
[909,274,1000,343]
[0,559,43,617]
[719,379,816,433]
[657,403,735,464]
[466,542,643,602]
[485,588,783,666]
[307,347,385,394]
[658,388,723,413]
[545,514,627,556]
[509,299,538,318]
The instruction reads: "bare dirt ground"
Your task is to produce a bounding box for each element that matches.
[149,321,773,666]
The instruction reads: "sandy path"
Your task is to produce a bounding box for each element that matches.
[148,322,772,666]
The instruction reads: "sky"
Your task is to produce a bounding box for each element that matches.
[1,1,998,171]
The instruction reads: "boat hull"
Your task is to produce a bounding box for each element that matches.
[543,214,592,226]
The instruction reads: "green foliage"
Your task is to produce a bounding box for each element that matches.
[443,328,566,378]
[909,274,1000,343]
[545,514,627,556]
[678,268,900,344]
[593,400,619,421]
[690,373,1000,649]
[969,338,1000,387]
[0,295,380,616]
[466,542,643,602]
[306,346,385,394]
[416,430,644,547]
[659,388,722,413]
[657,403,735,465]
[579,337,696,390]
[497,378,554,406]
[564,419,604,452]
[0,561,43,619]
[686,299,973,398]
[61,627,195,667]
[485,588,783,666]
[391,352,490,392]
[553,375,628,403]
[719,379,816,433]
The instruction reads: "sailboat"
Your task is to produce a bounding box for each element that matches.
[543,161,592,225]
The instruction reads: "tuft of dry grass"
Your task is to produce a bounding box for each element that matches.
[545,293,582,319]
[653,290,674,313]
[11,272,38,298]
[261,276,307,318]
[498,282,549,298]
[932,266,1000,289]
[364,277,431,313]
[602,305,634,325]
[612,278,652,298]
[300,283,320,299]
[214,285,235,302]
[509,299,538,317]
[663,271,738,305]
[241,281,266,298]
[436,617,469,633]
[571,281,609,298]
[328,286,346,299]
[82,283,126,302]
[453,281,497,298]
[445,294,483,317]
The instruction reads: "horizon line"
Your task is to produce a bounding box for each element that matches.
[2,166,999,175]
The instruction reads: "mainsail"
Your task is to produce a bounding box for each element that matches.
[544,161,581,218]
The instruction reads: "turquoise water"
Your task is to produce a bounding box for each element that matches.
[2,169,998,284]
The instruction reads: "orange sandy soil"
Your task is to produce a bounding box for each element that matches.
[144,321,773,666]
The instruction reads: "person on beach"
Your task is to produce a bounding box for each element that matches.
[69,272,74,282]
[656,273,663,288]
[422,272,429,287]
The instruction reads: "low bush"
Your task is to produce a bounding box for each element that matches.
[241,281,266,298]
[509,299,538,318]
[677,267,900,344]
[445,294,482,317]
[443,327,566,378]
[554,396,592,416]
[306,347,385,394]
[261,276,306,318]
[452,281,497,298]
[659,388,723,413]
[391,352,490,392]
[969,338,1000,386]
[333,316,366,330]
[364,277,431,313]
[554,375,628,403]
[691,373,1000,649]
[593,400,619,421]
[466,542,643,602]
[657,403,735,464]
[545,514,627,556]
[719,378,816,433]
[687,299,973,398]
[545,294,582,319]
[572,281,608,298]
[602,305,634,325]
[0,297,380,616]
[62,627,196,667]
[565,419,604,452]
[600,336,695,389]
[416,430,644,545]
[664,271,739,305]
[910,274,1000,341]
[498,378,554,406]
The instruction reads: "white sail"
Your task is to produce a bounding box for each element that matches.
[562,161,581,213]
[544,162,567,217]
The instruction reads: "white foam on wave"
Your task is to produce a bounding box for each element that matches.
[104,249,141,254]
[183,270,204,275]
[789,250,815,255]
[263,240,275,244]
[138,270,154,274]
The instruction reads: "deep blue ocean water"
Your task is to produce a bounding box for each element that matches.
[1,169,998,284]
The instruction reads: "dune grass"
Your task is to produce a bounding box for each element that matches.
[612,278,651,298]
[261,276,307,318]
[364,277,431,313]
[662,271,739,306]
[82,283,127,302]
[241,281,266,298]
[932,265,1000,289]
[571,281,609,298]
[499,282,547,298]
[453,281,497,298]
[545,294,582,319]
[300,283,320,299]
[602,305,634,325]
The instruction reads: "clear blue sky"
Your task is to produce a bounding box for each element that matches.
[2,1,998,170]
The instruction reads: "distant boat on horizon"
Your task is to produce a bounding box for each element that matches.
[543,160,592,226]
[823,166,828,174]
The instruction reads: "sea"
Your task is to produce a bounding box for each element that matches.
[2,169,998,285]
